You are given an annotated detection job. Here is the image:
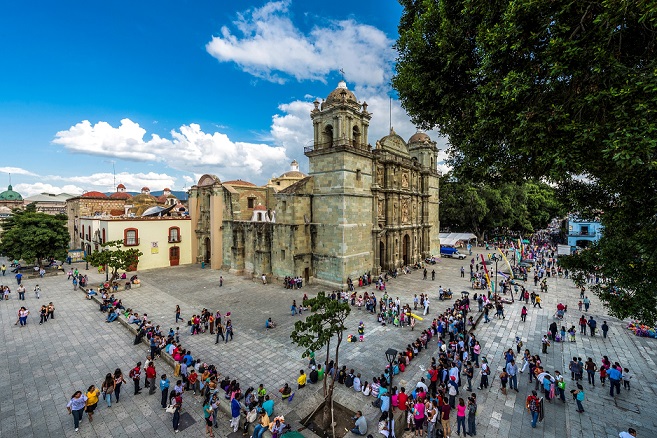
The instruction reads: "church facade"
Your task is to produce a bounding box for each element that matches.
[188,82,440,288]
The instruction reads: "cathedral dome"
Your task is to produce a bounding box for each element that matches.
[408,131,431,144]
[0,185,22,201]
[325,81,358,106]
[110,192,132,200]
[81,191,108,199]
[223,179,256,187]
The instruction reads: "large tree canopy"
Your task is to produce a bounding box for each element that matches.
[0,208,69,266]
[440,176,564,240]
[394,0,657,323]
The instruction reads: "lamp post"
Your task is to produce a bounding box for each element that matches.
[490,254,500,296]
[385,348,398,438]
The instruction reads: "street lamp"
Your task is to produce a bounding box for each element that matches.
[490,254,500,296]
[385,348,398,438]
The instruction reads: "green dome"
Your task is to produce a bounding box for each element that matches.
[0,185,23,201]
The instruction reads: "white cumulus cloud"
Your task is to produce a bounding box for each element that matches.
[206,0,394,86]
[0,167,36,176]
[14,183,84,198]
[53,119,289,177]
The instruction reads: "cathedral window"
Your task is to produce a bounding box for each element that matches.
[356,169,361,181]
[248,197,256,209]
[281,249,286,260]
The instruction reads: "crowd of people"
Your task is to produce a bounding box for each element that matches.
[53,239,641,438]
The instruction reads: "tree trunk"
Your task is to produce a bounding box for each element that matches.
[321,332,343,437]
[323,340,331,398]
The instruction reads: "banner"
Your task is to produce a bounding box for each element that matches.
[480,254,493,293]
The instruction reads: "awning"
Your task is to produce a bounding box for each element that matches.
[439,232,478,246]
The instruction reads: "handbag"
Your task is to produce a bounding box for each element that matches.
[166,405,176,414]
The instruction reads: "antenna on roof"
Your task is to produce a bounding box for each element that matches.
[389,96,392,132]
[104,159,116,191]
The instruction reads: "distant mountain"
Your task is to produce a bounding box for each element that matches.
[104,190,188,201]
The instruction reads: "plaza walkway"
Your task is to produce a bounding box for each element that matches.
[0,249,653,437]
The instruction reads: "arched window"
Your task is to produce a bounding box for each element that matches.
[323,125,333,147]
[352,125,361,145]
[168,226,181,243]
[124,228,139,246]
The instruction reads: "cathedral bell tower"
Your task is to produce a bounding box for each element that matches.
[304,81,374,288]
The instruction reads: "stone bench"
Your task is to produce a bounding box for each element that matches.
[78,283,273,438]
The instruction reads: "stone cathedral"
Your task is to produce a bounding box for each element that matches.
[188,81,440,288]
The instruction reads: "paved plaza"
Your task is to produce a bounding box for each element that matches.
[0,250,654,438]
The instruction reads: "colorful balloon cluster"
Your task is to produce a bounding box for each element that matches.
[626,321,657,338]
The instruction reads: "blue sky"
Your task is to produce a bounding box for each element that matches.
[0,0,446,197]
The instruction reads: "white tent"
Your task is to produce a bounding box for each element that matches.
[439,232,478,246]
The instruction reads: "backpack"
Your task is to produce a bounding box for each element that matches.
[129,368,135,379]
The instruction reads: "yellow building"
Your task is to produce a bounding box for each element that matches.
[79,216,192,271]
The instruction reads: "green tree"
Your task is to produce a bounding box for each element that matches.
[394,0,657,323]
[85,240,142,282]
[291,292,351,433]
[0,209,69,266]
[440,175,563,239]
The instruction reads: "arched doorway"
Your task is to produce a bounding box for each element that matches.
[379,241,385,271]
[403,235,410,266]
[204,237,211,265]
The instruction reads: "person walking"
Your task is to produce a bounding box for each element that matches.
[171,391,182,433]
[608,364,622,397]
[160,374,171,408]
[130,362,142,395]
[175,305,183,323]
[554,371,566,403]
[602,321,609,338]
[507,360,519,392]
[477,358,490,390]
[225,320,234,342]
[585,358,598,386]
[230,395,242,432]
[66,391,88,431]
[17,284,25,300]
[215,321,225,343]
[526,390,540,428]
[521,306,527,322]
[456,398,467,436]
[85,385,100,422]
[18,306,29,327]
[440,401,451,438]
[467,395,477,436]
[573,384,585,413]
[146,362,157,395]
[541,335,550,354]
[101,373,115,407]
[114,368,125,403]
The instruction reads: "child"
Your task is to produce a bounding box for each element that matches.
[499,370,509,395]
[560,326,566,342]
[516,337,523,353]
[568,326,576,342]
[599,366,607,387]
[622,368,632,390]
[358,322,364,342]
[578,301,583,311]
[34,284,41,299]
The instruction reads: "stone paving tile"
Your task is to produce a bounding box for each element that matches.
[2,248,655,438]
